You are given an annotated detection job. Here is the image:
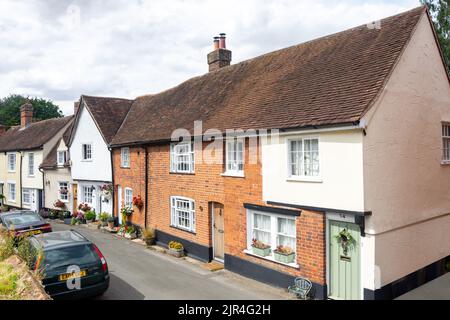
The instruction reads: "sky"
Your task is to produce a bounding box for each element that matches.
[0,0,421,115]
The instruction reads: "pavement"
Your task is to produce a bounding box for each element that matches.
[396,272,450,300]
[50,222,293,300]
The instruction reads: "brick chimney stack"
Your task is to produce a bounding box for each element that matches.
[20,102,33,128]
[207,33,232,72]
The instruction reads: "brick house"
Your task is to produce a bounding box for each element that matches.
[106,6,450,300]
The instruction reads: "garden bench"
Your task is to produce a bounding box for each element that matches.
[288,277,312,300]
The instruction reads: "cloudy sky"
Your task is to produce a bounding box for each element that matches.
[0,0,420,115]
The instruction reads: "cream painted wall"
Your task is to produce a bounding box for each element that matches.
[262,129,365,212]
[22,151,43,189]
[362,13,450,287]
[3,151,21,207]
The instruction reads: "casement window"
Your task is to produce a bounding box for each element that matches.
[57,151,67,166]
[7,153,16,172]
[82,144,92,161]
[124,188,133,208]
[170,142,194,173]
[22,188,31,205]
[288,138,320,177]
[443,124,450,162]
[121,147,130,168]
[59,182,69,201]
[28,153,35,176]
[247,210,297,264]
[170,196,195,232]
[83,186,93,204]
[8,183,16,202]
[225,138,244,175]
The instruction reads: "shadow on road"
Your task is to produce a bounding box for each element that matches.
[96,274,145,300]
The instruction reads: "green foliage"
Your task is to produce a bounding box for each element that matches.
[84,211,96,221]
[0,264,18,296]
[142,228,155,240]
[99,212,110,222]
[0,231,15,262]
[422,0,450,72]
[0,94,63,127]
[17,239,38,269]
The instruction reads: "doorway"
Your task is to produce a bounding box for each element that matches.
[211,202,224,262]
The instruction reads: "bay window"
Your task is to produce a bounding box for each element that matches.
[170,142,194,173]
[288,138,320,178]
[170,196,195,232]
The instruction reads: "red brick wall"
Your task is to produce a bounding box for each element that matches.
[113,138,326,285]
[112,146,147,227]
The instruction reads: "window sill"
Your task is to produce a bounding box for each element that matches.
[58,199,69,203]
[441,160,450,166]
[169,172,195,175]
[170,225,196,235]
[221,171,245,178]
[120,166,131,169]
[287,176,323,183]
[81,159,93,162]
[243,250,300,269]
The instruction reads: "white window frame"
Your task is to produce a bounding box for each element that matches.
[22,188,32,205]
[245,209,298,268]
[82,186,94,204]
[82,143,92,161]
[223,137,244,177]
[7,153,16,172]
[57,151,67,166]
[442,123,450,163]
[121,147,130,168]
[124,188,133,208]
[8,182,16,202]
[28,153,35,176]
[170,142,195,174]
[170,196,195,233]
[59,182,69,202]
[287,137,321,181]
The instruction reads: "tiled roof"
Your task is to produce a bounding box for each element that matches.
[111,6,426,146]
[0,116,74,152]
[78,95,134,144]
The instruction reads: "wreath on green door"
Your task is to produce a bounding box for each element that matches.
[334,228,356,255]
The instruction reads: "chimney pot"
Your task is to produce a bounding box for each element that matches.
[219,33,226,49]
[213,37,220,50]
[20,102,33,128]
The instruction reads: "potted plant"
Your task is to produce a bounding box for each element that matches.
[48,210,58,220]
[54,200,66,210]
[274,245,295,264]
[99,212,109,227]
[107,216,115,228]
[142,228,155,246]
[84,211,96,223]
[78,202,91,212]
[168,241,184,258]
[132,195,144,211]
[121,206,133,217]
[124,225,137,239]
[251,238,271,257]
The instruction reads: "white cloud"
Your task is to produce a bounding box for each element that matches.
[0,0,420,115]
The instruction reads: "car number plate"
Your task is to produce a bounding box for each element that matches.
[59,270,87,281]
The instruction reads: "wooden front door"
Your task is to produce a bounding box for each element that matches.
[329,220,361,300]
[72,183,78,214]
[212,202,225,261]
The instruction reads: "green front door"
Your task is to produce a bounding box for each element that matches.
[329,220,361,300]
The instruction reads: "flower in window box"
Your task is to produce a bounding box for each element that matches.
[121,206,133,217]
[274,245,295,264]
[132,195,144,210]
[251,238,271,257]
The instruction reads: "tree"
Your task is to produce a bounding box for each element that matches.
[0,94,63,127]
[421,1,450,73]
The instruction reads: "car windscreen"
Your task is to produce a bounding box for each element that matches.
[43,244,99,271]
[3,214,43,227]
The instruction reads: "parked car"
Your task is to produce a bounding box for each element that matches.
[29,230,109,299]
[0,211,52,238]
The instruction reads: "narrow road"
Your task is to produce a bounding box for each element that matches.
[51,222,291,300]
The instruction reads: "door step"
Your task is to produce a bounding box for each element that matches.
[203,261,224,272]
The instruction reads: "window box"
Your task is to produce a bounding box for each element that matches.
[251,245,271,257]
[274,251,295,264]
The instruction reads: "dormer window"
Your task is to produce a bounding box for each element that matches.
[57,151,67,166]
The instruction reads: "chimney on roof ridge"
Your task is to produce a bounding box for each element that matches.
[20,101,33,129]
[207,33,232,72]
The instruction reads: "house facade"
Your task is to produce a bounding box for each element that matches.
[68,96,133,216]
[0,103,73,212]
[107,6,450,300]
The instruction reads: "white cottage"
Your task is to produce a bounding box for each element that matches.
[68,96,133,216]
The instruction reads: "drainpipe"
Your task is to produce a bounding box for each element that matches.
[144,145,148,229]
[39,166,45,212]
[19,152,23,209]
